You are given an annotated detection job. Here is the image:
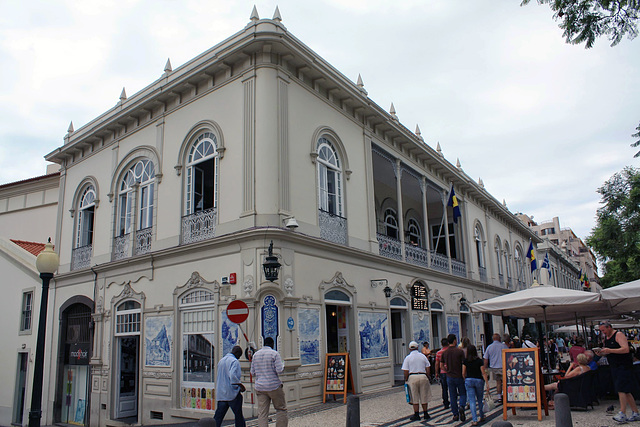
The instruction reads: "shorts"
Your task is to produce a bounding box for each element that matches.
[488,367,503,381]
[407,374,432,404]
[611,364,639,394]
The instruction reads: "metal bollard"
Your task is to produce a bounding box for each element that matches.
[198,417,216,427]
[346,395,360,427]
[491,422,513,427]
[554,393,573,427]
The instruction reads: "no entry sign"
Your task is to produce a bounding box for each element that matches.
[226,300,249,324]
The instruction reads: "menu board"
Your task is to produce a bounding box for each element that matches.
[323,353,354,403]
[411,283,428,310]
[501,348,547,421]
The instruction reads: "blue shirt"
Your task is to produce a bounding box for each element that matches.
[216,353,242,402]
[250,346,284,391]
[484,340,508,369]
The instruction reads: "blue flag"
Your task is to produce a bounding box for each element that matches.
[541,253,550,270]
[526,241,537,272]
[447,185,461,224]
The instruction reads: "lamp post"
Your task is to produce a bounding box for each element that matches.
[29,238,59,427]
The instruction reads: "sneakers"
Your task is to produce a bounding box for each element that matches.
[452,415,459,422]
[614,412,628,424]
[423,412,431,420]
[629,412,640,422]
[460,411,466,422]
[409,413,421,421]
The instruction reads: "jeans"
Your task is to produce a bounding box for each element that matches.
[465,377,485,422]
[214,392,246,427]
[439,373,450,406]
[447,376,467,416]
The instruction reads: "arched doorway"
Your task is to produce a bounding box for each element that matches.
[430,301,444,347]
[324,289,352,354]
[389,297,408,383]
[460,302,472,341]
[54,301,93,426]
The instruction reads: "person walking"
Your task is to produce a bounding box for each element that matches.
[442,334,467,422]
[598,321,640,423]
[214,345,246,427]
[250,337,288,427]
[463,345,488,426]
[434,338,450,409]
[483,333,508,402]
[556,336,566,358]
[402,341,432,421]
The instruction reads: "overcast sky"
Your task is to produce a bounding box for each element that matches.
[1,0,638,243]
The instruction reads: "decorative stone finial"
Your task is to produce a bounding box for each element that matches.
[389,103,398,121]
[456,158,461,169]
[415,124,423,141]
[164,58,172,73]
[356,74,368,95]
[67,121,74,134]
[120,87,127,102]
[272,6,282,21]
[503,199,507,207]
[436,142,442,155]
[478,177,484,188]
[250,5,259,21]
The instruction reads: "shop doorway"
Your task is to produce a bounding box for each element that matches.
[116,336,139,419]
[431,301,444,347]
[460,302,471,341]
[390,297,408,383]
[12,352,28,425]
[54,301,92,426]
[324,289,352,354]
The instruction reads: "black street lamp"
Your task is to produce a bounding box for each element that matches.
[262,240,281,282]
[29,238,59,427]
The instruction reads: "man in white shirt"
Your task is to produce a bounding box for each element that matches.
[522,335,537,348]
[402,341,432,421]
[483,334,508,401]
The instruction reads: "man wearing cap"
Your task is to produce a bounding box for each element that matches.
[402,341,432,421]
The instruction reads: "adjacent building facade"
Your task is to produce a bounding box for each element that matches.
[3,9,547,426]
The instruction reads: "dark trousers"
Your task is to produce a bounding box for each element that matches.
[214,392,246,427]
[440,373,450,406]
[447,376,467,416]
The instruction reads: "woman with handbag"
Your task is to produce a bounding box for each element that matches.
[463,345,488,426]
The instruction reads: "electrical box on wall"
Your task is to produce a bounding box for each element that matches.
[221,277,229,285]
[229,273,237,284]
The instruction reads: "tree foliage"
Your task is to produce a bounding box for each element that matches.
[586,167,640,287]
[521,0,640,48]
[631,121,640,157]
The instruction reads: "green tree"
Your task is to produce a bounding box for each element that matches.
[631,121,640,157]
[586,167,640,287]
[521,0,640,48]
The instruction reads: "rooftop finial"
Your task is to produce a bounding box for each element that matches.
[250,5,259,21]
[389,103,398,121]
[356,74,368,95]
[479,177,484,188]
[415,124,423,141]
[164,58,172,73]
[503,199,507,207]
[272,6,282,21]
[120,87,127,102]
[436,141,442,155]
[67,121,74,134]
[456,158,461,169]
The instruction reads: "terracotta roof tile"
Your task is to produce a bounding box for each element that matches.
[10,239,47,256]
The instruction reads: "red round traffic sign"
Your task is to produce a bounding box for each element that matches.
[226,300,249,324]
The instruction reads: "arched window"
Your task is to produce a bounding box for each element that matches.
[384,208,399,239]
[76,185,95,248]
[495,237,503,276]
[514,245,525,288]
[317,137,343,216]
[185,132,219,215]
[475,225,485,268]
[117,159,155,236]
[504,243,512,286]
[390,297,407,308]
[407,218,422,246]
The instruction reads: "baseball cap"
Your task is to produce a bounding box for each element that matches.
[409,341,419,349]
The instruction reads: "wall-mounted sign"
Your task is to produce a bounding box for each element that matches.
[411,283,428,310]
[287,317,294,330]
[69,343,90,365]
[229,273,237,284]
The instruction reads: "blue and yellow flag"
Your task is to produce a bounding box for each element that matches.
[526,241,537,272]
[447,185,461,224]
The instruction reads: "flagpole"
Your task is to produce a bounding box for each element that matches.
[434,186,452,255]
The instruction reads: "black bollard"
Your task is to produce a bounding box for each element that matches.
[197,417,216,427]
[346,395,360,427]
[554,393,573,427]
[491,422,513,427]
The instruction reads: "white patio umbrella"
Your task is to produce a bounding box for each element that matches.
[600,279,640,315]
[553,324,591,334]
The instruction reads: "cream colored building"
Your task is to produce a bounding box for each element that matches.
[5,9,544,426]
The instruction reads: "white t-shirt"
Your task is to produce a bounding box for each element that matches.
[402,350,431,373]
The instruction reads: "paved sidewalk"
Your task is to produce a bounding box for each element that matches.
[253,385,626,427]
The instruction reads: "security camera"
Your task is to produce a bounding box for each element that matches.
[284,217,299,229]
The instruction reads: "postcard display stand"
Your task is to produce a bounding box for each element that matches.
[323,353,354,403]
[502,348,548,421]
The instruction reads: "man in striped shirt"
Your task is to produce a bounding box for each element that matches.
[250,337,288,427]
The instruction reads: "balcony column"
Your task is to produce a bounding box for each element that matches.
[394,160,406,260]
[441,190,453,274]
[420,177,431,268]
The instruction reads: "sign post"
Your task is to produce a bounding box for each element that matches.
[225,300,254,410]
[502,348,548,421]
